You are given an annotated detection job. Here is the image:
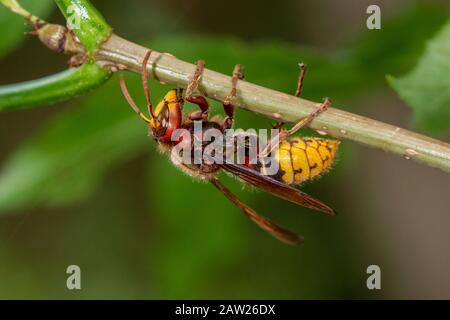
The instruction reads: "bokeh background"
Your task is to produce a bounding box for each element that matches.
[0,0,450,299]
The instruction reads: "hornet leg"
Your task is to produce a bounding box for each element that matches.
[222,64,244,130]
[273,63,307,129]
[261,62,330,158]
[186,60,210,121]
[261,98,331,158]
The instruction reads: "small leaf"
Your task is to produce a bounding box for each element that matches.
[0,0,54,58]
[388,20,450,135]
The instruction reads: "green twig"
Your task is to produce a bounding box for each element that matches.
[0,63,111,110]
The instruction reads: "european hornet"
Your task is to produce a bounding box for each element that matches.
[119,51,339,245]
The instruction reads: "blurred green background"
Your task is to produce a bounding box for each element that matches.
[0,0,450,299]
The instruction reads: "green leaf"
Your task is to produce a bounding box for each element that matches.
[0,0,54,58]
[388,20,450,135]
[352,3,448,80]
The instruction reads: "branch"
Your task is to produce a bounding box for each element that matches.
[95,34,450,173]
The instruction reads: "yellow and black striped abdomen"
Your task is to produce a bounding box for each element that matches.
[270,137,339,185]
